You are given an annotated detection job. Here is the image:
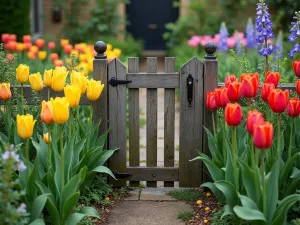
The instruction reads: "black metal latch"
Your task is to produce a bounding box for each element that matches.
[187,74,194,107]
[109,77,132,86]
[112,170,132,179]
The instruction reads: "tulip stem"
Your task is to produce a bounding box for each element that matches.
[264,38,269,73]
[288,119,293,161]
[261,150,266,217]
[250,139,255,170]
[277,113,281,160]
[68,109,72,140]
[60,125,64,188]
[21,83,24,114]
[25,139,29,181]
[212,111,216,140]
[87,103,94,151]
[232,126,239,190]
[223,117,227,164]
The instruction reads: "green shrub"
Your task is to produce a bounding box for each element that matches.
[177,210,193,222]
[168,189,203,201]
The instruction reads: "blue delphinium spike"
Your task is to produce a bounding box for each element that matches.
[235,32,242,55]
[288,11,300,58]
[218,22,229,53]
[274,31,284,60]
[246,18,257,49]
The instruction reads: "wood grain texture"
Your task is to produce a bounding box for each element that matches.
[128,57,140,187]
[146,57,158,187]
[164,57,176,187]
[93,59,108,140]
[179,57,203,187]
[108,59,127,187]
[126,73,179,88]
[126,167,179,181]
[203,59,218,183]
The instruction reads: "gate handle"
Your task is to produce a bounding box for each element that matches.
[109,77,132,86]
[187,74,193,107]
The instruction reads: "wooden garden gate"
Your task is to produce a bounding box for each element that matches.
[93,41,218,187]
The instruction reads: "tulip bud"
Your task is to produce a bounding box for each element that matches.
[16,43,25,52]
[22,35,31,43]
[60,39,69,48]
[54,60,63,67]
[240,73,259,98]
[29,72,43,92]
[43,69,53,87]
[0,83,12,100]
[225,103,243,126]
[292,60,300,77]
[41,100,54,124]
[43,133,50,144]
[71,70,87,94]
[64,44,73,54]
[227,81,242,102]
[51,66,68,92]
[246,110,264,136]
[214,87,229,108]
[253,122,274,149]
[64,85,81,108]
[38,51,47,61]
[86,79,105,102]
[296,80,300,97]
[48,41,56,50]
[35,38,45,48]
[268,89,289,113]
[261,83,275,102]
[50,97,69,124]
[16,64,30,83]
[50,53,59,62]
[1,33,10,43]
[225,74,237,88]
[206,91,218,111]
[17,114,36,139]
[287,98,300,117]
[265,71,280,87]
[9,34,17,42]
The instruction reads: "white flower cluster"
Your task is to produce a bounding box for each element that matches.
[2,145,26,171]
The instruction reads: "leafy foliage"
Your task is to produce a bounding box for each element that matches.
[177,210,194,222]
[168,189,203,201]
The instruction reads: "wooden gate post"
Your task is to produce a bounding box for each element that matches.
[93,41,108,145]
[202,43,218,182]
[179,57,204,187]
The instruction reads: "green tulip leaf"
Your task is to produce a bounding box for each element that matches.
[221,204,234,219]
[238,194,258,210]
[215,180,238,206]
[63,192,80,219]
[29,219,46,225]
[91,165,116,179]
[201,182,226,205]
[233,206,266,222]
[203,127,219,156]
[279,152,300,188]
[30,194,50,221]
[77,206,100,218]
[284,177,300,196]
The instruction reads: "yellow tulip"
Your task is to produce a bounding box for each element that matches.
[106,43,112,51]
[16,43,24,51]
[17,114,36,139]
[71,70,87,94]
[64,85,81,108]
[38,51,47,61]
[51,66,68,92]
[113,48,121,58]
[27,51,36,59]
[86,79,105,101]
[43,69,53,87]
[87,58,93,72]
[43,133,50,144]
[50,97,69,124]
[60,39,69,48]
[78,63,88,77]
[70,50,79,58]
[29,72,43,92]
[16,64,29,83]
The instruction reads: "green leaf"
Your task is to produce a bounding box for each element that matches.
[36,181,55,205]
[239,194,258,210]
[72,138,86,169]
[233,206,266,222]
[203,127,219,155]
[45,198,60,225]
[27,160,38,206]
[91,166,116,179]
[284,177,300,196]
[221,204,234,219]
[225,142,235,188]
[93,148,118,167]
[29,219,46,225]
[30,194,50,221]
[279,152,300,188]
[78,206,100,218]
[215,180,238,206]
[201,182,226,205]
[63,192,80,219]
[266,161,278,224]
[65,213,85,225]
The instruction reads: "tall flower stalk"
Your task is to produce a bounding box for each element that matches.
[288,11,300,58]
[274,31,284,60]
[218,22,229,54]
[246,18,257,49]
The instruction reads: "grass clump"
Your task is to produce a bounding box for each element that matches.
[168,189,203,201]
[177,210,193,222]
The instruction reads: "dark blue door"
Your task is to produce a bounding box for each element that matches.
[126,0,179,50]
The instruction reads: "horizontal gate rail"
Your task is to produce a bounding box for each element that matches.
[126,73,179,88]
[126,167,179,181]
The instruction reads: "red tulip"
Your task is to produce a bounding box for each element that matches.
[50,53,59,62]
[296,80,300,97]
[1,33,10,43]
[292,60,300,77]
[24,42,32,51]
[4,41,17,51]
[22,35,31,43]
[225,74,237,88]
[268,89,289,113]
[265,71,280,87]
[287,98,300,117]
[227,81,242,102]
[64,44,73,54]
[214,87,229,108]
[35,38,45,48]
[48,42,56,50]
[240,73,259,98]
[206,91,218,111]
[261,83,275,102]
[225,103,243,126]
[246,110,264,136]
[9,34,17,42]
[253,122,274,149]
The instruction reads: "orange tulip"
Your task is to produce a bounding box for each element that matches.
[268,89,289,113]
[48,41,56,50]
[214,87,229,108]
[64,44,73,54]
[225,103,243,126]
[5,41,17,51]
[261,83,275,102]
[227,81,242,102]
[296,80,300,97]
[43,133,50,144]
[206,91,218,111]
[9,34,17,42]
[246,110,264,136]
[35,38,45,48]
[50,53,59,62]
[24,42,32,51]
[287,98,300,117]
[22,35,31,43]
[240,73,259,98]
[265,71,280,88]
[253,122,274,149]
[292,60,300,77]
[41,100,54,124]
[60,39,69,48]
[0,83,12,100]
[54,60,63,67]
[225,74,237,88]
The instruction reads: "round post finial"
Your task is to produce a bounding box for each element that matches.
[204,42,217,59]
[94,41,107,59]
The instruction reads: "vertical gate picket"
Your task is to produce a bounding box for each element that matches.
[164,57,176,187]
[128,57,140,187]
[179,57,203,187]
[146,57,158,187]
[108,59,127,187]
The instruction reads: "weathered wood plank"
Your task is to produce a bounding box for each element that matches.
[179,57,203,187]
[146,57,158,187]
[126,167,179,181]
[203,58,218,183]
[126,73,179,88]
[164,57,176,187]
[108,59,127,187]
[128,57,140,187]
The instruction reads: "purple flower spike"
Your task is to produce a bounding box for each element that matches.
[218,22,229,53]
[246,18,257,49]
[256,0,274,56]
[274,31,284,60]
[288,11,300,58]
